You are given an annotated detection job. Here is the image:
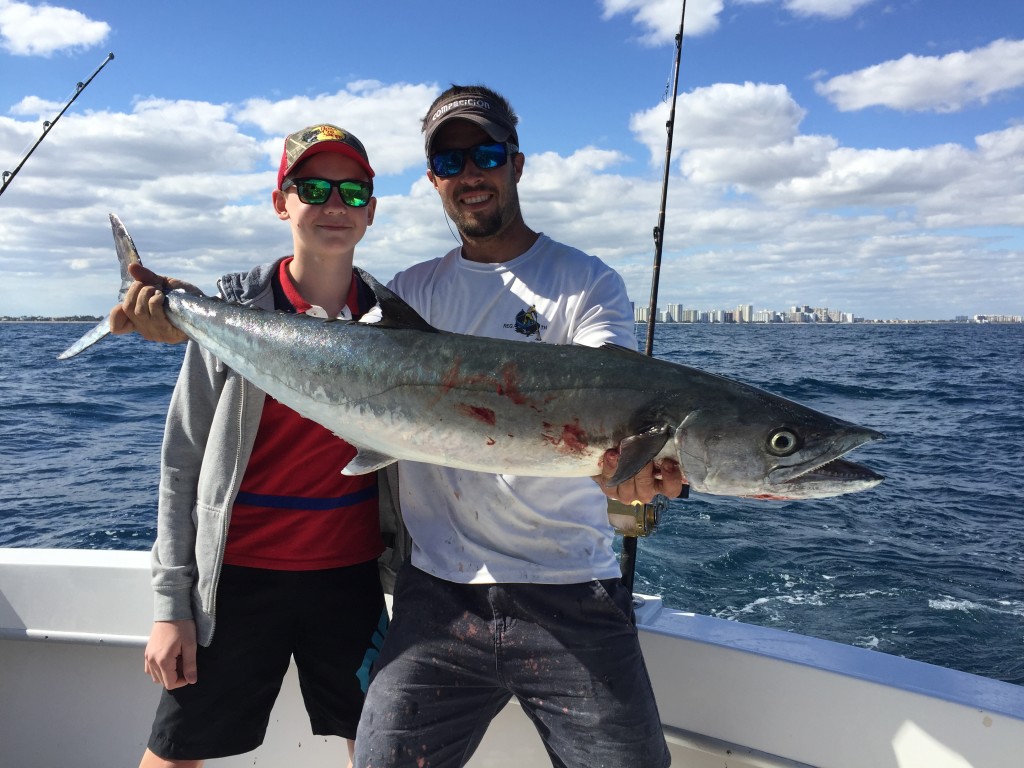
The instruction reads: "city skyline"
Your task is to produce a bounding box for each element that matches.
[632,302,1024,324]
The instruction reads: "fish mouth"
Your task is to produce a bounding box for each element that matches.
[787,456,884,486]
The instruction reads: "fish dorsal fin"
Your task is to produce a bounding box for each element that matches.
[354,267,438,333]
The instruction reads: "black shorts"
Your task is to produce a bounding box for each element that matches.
[148,560,387,761]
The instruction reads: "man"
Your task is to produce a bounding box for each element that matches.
[113,85,682,768]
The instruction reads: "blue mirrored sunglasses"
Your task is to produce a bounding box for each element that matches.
[281,177,373,207]
[429,142,519,179]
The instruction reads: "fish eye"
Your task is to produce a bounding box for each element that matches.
[767,428,800,456]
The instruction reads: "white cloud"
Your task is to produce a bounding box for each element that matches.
[235,82,437,176]
[732,0,876,20]
[0,0,109,56]
[4,98,265,186]
[600,0,724,43]
[681,135,837,189]
[9,95,63,115]
[632,82,806,158]
[774,144,975,207]
[816,38,1024,112]
[781,0,875,19]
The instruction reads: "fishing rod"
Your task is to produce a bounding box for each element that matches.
[620,1,688,592]
[0,52,115,199]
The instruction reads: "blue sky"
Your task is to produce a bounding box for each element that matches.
[1,0,1022,320]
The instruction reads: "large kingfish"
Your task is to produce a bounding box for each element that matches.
[60,215,884,499]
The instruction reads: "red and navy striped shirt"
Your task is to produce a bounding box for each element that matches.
[223,258,382,570]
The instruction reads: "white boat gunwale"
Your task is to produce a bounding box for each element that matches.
[3,547,1022,768]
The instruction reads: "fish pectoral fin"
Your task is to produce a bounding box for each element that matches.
[607,425,673,486]
[341,446,398,476]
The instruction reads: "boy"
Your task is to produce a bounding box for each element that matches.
[137,124,387,768]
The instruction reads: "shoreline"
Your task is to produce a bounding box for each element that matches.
[1,319,102,324]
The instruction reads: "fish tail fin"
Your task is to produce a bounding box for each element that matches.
[56,317,112,360]
[57,214,142,360]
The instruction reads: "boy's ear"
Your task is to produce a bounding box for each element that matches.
[272,188,290,220]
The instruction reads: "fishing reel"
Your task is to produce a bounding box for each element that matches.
[607,495,670,538]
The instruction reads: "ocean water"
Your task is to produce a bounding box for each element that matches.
[1,321,1022,686]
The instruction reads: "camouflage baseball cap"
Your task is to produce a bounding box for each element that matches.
[276,124,374,188]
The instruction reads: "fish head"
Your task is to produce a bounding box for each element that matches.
[672,391,884,500]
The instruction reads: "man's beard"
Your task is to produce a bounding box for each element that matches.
[453,207,504,238]
[445,186,517,239]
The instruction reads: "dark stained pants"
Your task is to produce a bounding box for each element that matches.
[355,563,670,768]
